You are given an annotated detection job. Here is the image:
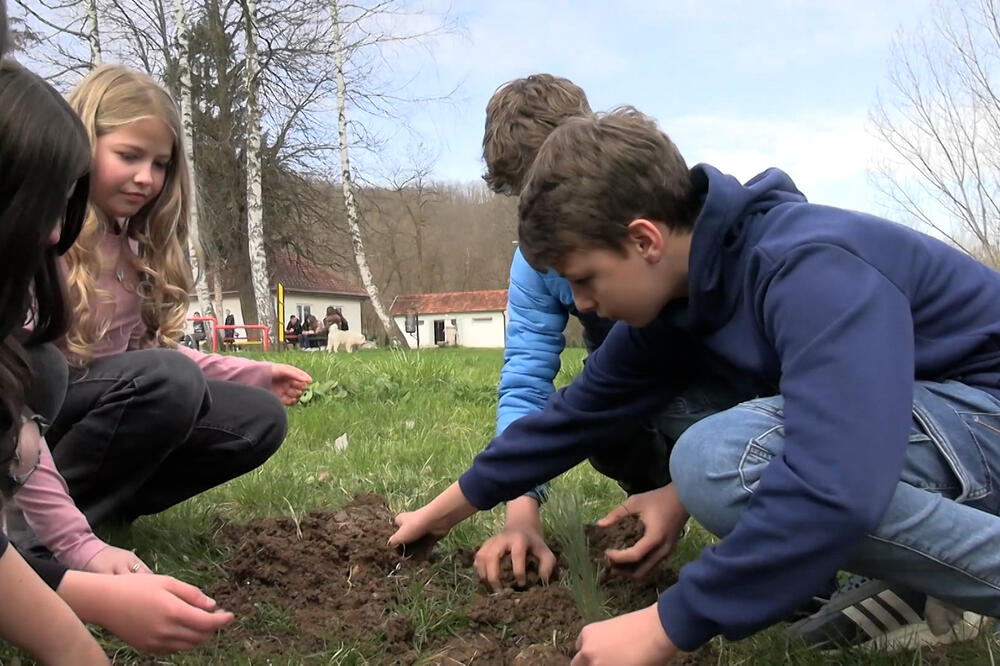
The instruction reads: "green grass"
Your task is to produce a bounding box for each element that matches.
[11,347,1000,664]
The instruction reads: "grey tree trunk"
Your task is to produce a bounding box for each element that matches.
[242,0,274,341]
[330,0,407,347]
[175,0,214,318]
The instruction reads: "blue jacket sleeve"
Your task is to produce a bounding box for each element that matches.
[497,250,570,502]
[498,250,569,434]
[657,245,914,650]
[463,316,690,508]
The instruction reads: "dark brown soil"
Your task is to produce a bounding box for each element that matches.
[209,494,715,665]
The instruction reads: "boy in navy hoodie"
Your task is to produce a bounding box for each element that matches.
[390,107,999,664]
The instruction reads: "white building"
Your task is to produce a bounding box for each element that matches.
[389,290,508,349]
[186,255,367,344]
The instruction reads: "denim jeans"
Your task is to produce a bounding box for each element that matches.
[669,380,1000,617]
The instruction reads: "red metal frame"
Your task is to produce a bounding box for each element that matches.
[186,317,270,352]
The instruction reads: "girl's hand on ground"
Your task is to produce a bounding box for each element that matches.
[84,545,153,575]
[572,603,678,666]
[475,495,556,591]
[84,574,233,655]
[270,363,312,405]
[598,483,689,579]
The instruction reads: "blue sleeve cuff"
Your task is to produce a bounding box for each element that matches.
[458,469,499,510]
[657,582,720,652]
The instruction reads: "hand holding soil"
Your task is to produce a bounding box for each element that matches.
[597,484,690,579]
[475,497,557,591]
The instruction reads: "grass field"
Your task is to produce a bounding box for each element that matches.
[20,348,999,664]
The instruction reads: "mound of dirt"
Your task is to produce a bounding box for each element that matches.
[209,493,712,665]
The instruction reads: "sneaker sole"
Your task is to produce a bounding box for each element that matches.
[855,611,985,652]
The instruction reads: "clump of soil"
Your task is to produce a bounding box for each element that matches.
[209,494,712,664]
[584,515,679,609]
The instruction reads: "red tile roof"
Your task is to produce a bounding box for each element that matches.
[273,255,367,297]
[212,254,367,297]
[389,290,508,316]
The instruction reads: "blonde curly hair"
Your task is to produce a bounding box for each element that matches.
[64,64,193,364]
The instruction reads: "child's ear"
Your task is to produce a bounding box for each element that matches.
[626,219,664,260]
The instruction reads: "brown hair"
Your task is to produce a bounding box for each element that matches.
[517,106,699,272]
[482,74,591,196]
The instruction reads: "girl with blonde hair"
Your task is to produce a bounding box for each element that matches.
[0,37,243,659]
[18,64,310,556]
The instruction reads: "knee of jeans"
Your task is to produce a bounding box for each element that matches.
[25,343,69,421]
[669,411,753,538]
[251,392,288,464]
[138,350,208,428]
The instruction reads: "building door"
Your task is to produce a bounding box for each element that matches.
[434,319,445,344]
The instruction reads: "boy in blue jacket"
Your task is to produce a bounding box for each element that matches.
[391,108,997,664]
[476,74,737,589]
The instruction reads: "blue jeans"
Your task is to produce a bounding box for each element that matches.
[669,380,1000,617]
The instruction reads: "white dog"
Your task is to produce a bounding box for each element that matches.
[326,329,367,353]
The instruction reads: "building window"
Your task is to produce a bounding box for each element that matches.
[297,305,311,320]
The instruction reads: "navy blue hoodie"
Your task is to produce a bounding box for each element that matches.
[458,164,1000,649]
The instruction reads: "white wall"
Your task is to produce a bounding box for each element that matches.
[280,292,363,336]
[186,291,365,344]
[393,310,507,349]
[185,295,242,329]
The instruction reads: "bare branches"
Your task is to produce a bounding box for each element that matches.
[871,0,1000,266]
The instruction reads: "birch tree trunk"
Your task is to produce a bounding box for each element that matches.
[330,0,407,347]
[242,0,274,341]
[212,269,224,321]
[86,0,101,67]
[175,0,214,318]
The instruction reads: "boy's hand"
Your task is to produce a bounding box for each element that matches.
[389,509,448,559]
[474,495,556,591]
[388,482,480,558]
[572,603,678,665]
[598,483,688,579]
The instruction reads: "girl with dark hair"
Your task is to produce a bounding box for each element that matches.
[0,56,108,665]
[0,59,234,659]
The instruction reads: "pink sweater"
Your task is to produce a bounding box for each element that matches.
[15,226,273,569]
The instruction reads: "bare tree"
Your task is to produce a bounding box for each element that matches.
[329,0,403,345]
[13,0,100,75]
[175,0,214,317]
[241,0,275,340]
[871,0,1000,266]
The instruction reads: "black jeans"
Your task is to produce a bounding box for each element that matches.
[24,343,69,423]
[44,348,287,529]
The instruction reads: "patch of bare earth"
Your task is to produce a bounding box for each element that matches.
[208,494,717,665]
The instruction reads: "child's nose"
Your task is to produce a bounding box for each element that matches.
[570,287,596,313]
[134,163,153,185]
